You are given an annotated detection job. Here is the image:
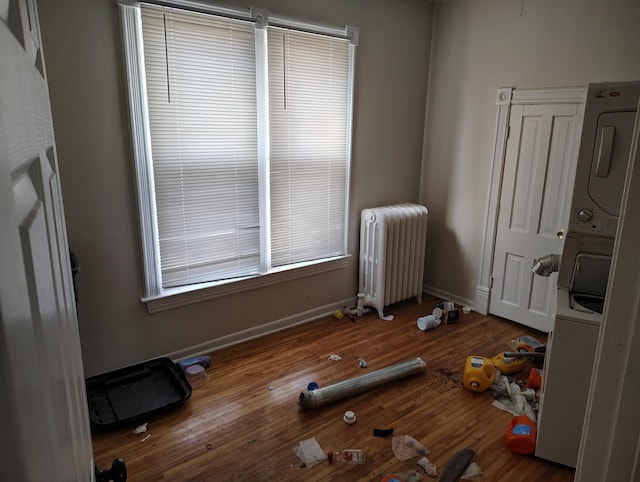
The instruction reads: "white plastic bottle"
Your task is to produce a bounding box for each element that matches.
[417,315,441,331]
[327,449,366,464]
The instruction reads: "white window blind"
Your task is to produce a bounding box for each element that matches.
[121,1,356,300]
[268,27,350,267]
[141,5,260,287]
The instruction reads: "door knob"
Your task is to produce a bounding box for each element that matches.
[556,229,564,239]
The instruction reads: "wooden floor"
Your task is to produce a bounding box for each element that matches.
[92,295,575,481]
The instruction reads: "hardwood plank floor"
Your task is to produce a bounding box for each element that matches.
[91,294,575,481]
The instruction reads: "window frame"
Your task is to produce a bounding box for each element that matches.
[118,1,357,313]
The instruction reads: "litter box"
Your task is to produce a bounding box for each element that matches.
[86,357,192,429]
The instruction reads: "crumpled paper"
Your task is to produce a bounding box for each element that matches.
[417,456,437,477]
[490,374,537,422]
[392,435,429,461]
[461,462,483,480]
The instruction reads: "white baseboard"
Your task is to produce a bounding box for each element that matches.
[422,284,477,312]
[167,287,482,364]
[165,297,355,362]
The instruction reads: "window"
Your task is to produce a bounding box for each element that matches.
[118,2,357,310]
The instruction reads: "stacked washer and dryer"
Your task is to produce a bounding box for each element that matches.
[535,81,640,468]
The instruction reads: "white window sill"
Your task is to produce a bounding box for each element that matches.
[142,255,351,314]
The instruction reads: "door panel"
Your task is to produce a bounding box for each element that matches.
[541,115,578,233]
[490,104,579,332]
[0,1,93,479]
[530,274,552,315]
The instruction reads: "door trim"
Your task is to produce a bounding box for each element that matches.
[475,86,586,315]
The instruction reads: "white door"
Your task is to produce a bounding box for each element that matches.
[0,1,94,480]
[489,104,579,332]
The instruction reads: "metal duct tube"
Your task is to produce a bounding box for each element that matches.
[298,357,426,409]
[531,254,561,277]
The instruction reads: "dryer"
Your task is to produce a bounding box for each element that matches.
[567,81,640,238]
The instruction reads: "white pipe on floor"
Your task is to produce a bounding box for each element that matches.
[298,357,427,409]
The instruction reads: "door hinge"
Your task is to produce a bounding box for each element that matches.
[506,125,511,140]
[489,276,494,289]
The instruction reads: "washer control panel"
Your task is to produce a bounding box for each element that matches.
[570,202,617,237]
[577,209,593,222]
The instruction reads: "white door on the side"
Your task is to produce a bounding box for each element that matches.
[0,1,94,480]
[490,104,579,332]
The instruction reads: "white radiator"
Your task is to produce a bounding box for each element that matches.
[358,203,428,319]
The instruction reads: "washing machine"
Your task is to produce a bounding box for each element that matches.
[535,81,639,468]
[535,250,610,467]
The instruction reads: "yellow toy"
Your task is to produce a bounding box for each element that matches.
[492,352,527,375]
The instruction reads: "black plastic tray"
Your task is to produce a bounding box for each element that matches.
[86,357,191,429]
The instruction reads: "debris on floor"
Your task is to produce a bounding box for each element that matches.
[327,448,366,464]
[133,423,148,434]
[490,374,537,422]
[509,335,546,354]
[392,435,429,461]
[417,314,441,331]
[177,354,211,372]
[428,366,464,393]
[461,462,483,480]
[359,357,368,368]
[433,301,460,324]
[528,368,543,389]
[343,410,357,424]
[328,354,342,361]
[505,415,537,454]
[293,437,327,468]
[463,356,496,392]
[439,448,476,482]
[342,307,356,321]
[417,456,437,477]
[298,358,426,409]
[491,352,527,375]
[400,470,423,481]
[381,469,423,481]
[373,427,394,437]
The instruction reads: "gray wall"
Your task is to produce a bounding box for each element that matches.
[37,0,433,376]
[40,0,640,378]
[421,0,640,304]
